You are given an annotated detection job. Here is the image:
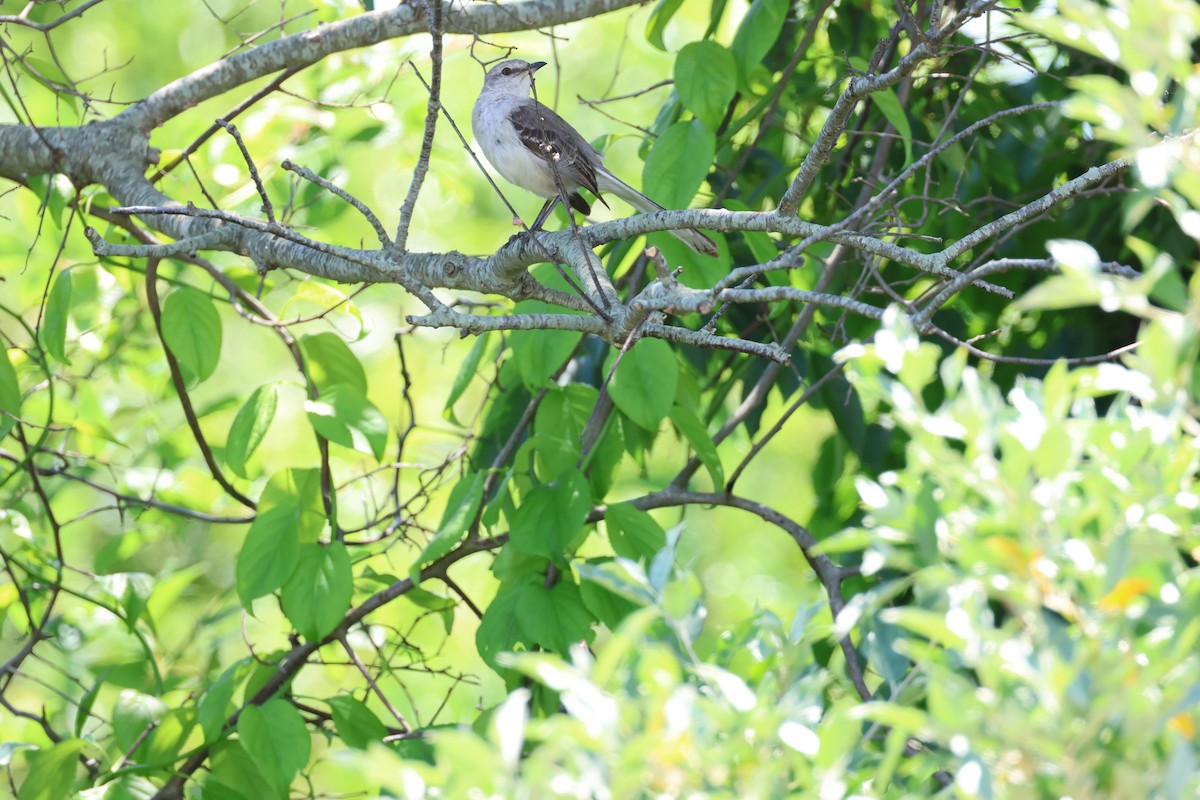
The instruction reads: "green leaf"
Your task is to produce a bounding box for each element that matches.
[327,695,388,750]
[206,739,282,800]
[443,333,490,424]
[236,700,311,795]
[669,404,724,488]
[731,0,788,81]
[410,471,483,581]
[403,586,456,634]
[850,701,930,733]
[604,503,666,560]
[348,123,384,143]
[743,229,779,264]
[226,383,279,478]
[161,286,222,382]
[530,385,596,479]
[305,384,388,460]
[491,545,548,584]
[0,346,21,440]
[675,41,738,129]
[280,282,364,337]
[74,674,104,738]
[607,338,678,431]
[140,707,195,767]
[510,327,581,390]
[643,120,716,211]
[476,582,528,669]
[509,470,592,564]
[16,739,86,800]
[236,503,302,607]
[199,659,252,743]
[523,433,580,482]
[107,571,154,632]
[112,690,167,752]
[260,469,326,544]
[38,270,71,365]
[281,541,352,642]
[243,650,294,708]
[579,563,642,628]
[98,776,160,800]
[300,332,366,394]
[871,88,913,163]
[646,0,686,50]
[36,174,70,228]
[880,607,966,650]
[516,581,596,653]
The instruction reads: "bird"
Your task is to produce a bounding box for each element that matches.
[471,58,719,258]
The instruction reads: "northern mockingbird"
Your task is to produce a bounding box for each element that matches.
[472,58,719,258]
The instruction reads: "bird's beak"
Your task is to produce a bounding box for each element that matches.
[529,61,547,73]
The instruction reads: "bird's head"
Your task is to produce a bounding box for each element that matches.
[481,58,546,98]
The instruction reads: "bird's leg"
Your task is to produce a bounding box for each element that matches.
[529,197,560,232]
[507,197,560,249]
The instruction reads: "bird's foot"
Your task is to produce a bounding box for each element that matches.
[504,225,549,250]
[504,229,535,249]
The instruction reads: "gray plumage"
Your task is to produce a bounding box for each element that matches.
[472,58,718,257]
[508,99,606,216]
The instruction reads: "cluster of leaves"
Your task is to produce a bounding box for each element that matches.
[326,268,1200,798]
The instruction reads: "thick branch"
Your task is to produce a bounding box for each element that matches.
[116,0,644,132]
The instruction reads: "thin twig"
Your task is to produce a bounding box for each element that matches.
[394,0,445,253]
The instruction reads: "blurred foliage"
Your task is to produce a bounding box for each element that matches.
[0,0,1197,798]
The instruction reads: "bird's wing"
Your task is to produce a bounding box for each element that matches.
[509,100,605,199]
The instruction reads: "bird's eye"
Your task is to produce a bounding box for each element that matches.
[501,67,512,76]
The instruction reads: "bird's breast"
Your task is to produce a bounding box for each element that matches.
[472,96,560,198]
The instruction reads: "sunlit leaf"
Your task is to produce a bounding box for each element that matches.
[476,582,528,669]
[226,383,279,478]
[669,404,724,488]
[675,41,737,129]
[510,326,581,390]
[280,282,364,338]
[411,471,483,581]
[236,503,302,607]
[0,347,21,440]
[443,333,490,424]
[643,120,715,211]
[300,332,366,394]
[871,88,913,163]
[305,384,388,460]
[604,503,666,561]
[260,469,327,544]
[16,739,85,800]
[161,286,222,382]
[281,541,352,642]
[646,0,685,50]
[731,0,788,81]
[198,659,253,743]
[516,581,596,654]
[236,700,311,795]
[509,470,591,564]
[38,270,71,365]
[113,690,167,752]
[607,338,678,431]
[327,695,388,750]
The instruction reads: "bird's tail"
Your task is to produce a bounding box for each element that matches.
[596,170,719,258]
